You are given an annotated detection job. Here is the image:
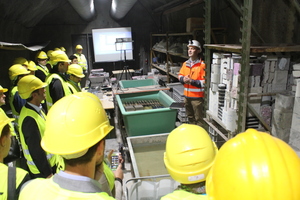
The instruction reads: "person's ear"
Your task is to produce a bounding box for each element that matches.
[96,140,105,156]
[0,136,6,147]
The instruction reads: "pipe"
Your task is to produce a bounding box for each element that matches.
[110,0,137,20]
[68,0,96,21]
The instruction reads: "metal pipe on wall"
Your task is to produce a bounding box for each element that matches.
[110,0,137,20]
[68,0,96,21]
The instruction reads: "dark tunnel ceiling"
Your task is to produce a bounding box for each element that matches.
[0,0,195,28]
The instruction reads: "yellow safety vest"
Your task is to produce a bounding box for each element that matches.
[67,81,81,93]
[74,53,88,71]
[45,73,72,110]
[8,86,22,125]
[19,178,116,200]
[161,190,208,200]
[18,106,56,174]
[103,162,115,192]
[36,65,49,76]
[0,163,29,200]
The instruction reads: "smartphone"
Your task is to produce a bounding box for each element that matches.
[110,154,119,171]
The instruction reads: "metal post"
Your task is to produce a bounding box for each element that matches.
[237,0,253,133]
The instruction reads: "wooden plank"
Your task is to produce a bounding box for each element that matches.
[203,118,229,141]
[204,44,300,53]
[247,103,272,133]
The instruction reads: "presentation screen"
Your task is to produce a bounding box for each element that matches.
[92,27,133,62]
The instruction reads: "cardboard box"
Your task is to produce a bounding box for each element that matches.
[186,18,204,32]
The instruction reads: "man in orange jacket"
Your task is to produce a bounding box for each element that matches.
[178,40,205,126]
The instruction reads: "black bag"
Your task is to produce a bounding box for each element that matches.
[3,136,22,164]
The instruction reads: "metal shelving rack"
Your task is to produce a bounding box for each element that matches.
[150,32,196,83]
[150,28,226,83]
[204,0,300,141]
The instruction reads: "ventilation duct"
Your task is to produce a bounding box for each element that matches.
[68,0,96,21]
[110,0,137,20]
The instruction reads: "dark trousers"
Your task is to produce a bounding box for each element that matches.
[184,97,204,126]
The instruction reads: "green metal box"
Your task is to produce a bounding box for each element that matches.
[119,79,158,89]
[116,91,176,136]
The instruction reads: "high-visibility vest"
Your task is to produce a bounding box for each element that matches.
[161,190,207,200]
[36,64,50,81]
[18,106,56,175]
[74,53,88,71]
[103,162,115,192]
[67,81,81,94]
[178,60,206,98]
[45,73,72,110]
[19,177,116,200]
[0,163,29,200]
[8,86,26,125]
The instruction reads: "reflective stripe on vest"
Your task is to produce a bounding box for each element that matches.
[18,106,56,174]
[184,88,204,92]
[45,73,72,110]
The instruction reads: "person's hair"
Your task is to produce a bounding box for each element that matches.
[51,62,64,73]
[26,88,40,102]
[69,55,77,61]
[1,124,10,139]
[177,181,206,194]
[63,141,101,166]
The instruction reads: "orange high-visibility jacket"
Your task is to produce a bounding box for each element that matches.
[178,59,205,98]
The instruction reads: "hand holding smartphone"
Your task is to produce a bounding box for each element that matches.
[110,153,119,171]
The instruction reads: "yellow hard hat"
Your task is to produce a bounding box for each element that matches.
[0,111,14,137]
[47,50,53,58]
[27,61,38,71]
[50,50,70,66]
[54,47,61,51]
[76,44,83,49]
[206,128,300,200]
[13,57,28,66]
[67,64,85,78]
[36,51,48,59]
[41,92,114,157]
[60,47,66,51]
[17,75,47,99]
[164,124,218,184]
[0,85,8,93]
[8,64,30,81]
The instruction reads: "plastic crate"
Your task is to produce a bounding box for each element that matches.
[116,91,177,136]
[119,79,158,89]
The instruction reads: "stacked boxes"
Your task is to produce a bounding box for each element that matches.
[289,65,300,151]
[208,53,291,132]
[272,93,294,143]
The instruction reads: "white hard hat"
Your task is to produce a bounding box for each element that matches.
[187,40,201,50]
